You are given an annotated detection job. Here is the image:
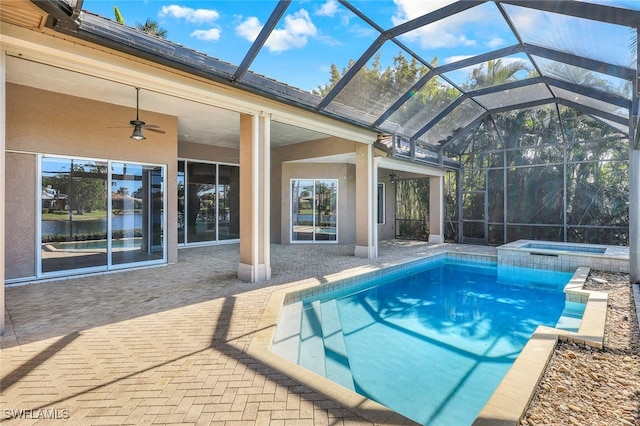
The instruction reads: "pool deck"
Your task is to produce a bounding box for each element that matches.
[0,241,614,425]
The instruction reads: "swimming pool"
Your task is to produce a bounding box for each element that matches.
[272,256,576,426]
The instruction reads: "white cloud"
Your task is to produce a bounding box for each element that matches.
[487,37,506,49]
[391,0,485,49]
[236,16,262,40]
[444,55,473,64]
[159,5,220,24]
[316,0,339,17]
[349,24,377,39]
[236,9,318,53]
[191,28,221,41]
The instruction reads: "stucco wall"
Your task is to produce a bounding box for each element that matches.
[271,137,357,244]
[4,152,36,280]
[280,162,355,244]
[178,141,239,164]
[378,172,396,241]
[5,84,179,279]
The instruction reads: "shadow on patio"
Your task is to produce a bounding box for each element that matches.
[2,241,488,424]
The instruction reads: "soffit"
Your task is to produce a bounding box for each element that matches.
[0,0,46,29]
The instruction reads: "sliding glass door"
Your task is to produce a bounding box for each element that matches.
[177,160,240,245]
[40,155,165,276]
[41,157,108,272]
[291,179,337,242]
[111,162,165,265]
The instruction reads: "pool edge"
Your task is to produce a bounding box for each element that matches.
[247,268,420,425]
[472,265,608,426]
[250,255,608,426]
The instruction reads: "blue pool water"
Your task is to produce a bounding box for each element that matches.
[285,257,576,426]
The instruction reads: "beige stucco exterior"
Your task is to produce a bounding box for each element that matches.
[4,152,36,280]
[1,6,447,294]
[279,162,356,244]
[178,141,239,164]
[5,83,179,280]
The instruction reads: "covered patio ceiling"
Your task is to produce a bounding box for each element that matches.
[29,0,640,163]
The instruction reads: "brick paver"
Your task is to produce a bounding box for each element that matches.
[1,241,495,425]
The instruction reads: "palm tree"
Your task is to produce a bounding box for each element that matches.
[468,59,531,89]
[113,7,168,39]
[135,19,168,39]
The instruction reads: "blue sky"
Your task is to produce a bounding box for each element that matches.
[82,1,638,93]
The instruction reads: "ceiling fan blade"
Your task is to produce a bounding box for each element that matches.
[145,127,166,134]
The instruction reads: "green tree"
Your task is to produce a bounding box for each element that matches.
[112,7,168,39]
[465,59,532,89]
[136,19,168,39]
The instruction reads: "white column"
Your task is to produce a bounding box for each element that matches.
[238,114,271,282]
[354,143,377,258]
[428,175,445,244]
[0,50,6,334]
[630,148,640,283]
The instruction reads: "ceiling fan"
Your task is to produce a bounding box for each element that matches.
[127,87,166,140]
[384,171,402,183]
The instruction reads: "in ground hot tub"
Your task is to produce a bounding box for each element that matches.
[497,239,629,273]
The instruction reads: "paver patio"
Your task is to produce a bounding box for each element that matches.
[1,241,496,425]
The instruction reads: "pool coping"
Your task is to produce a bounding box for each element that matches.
[248,253,608,426]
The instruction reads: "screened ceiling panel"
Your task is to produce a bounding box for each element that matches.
[421,98,486,145]
[346,0,430,29]
[398,2,519,65]
[551,86,629,119]
[74,0,640,164]
[502,3,636,68]
[532,56,632,99]
[441,53,538,90]
[248,0,378,94]
[582,0,640,9]
[379,76,461,136]
[330,41,427,122]
[593,117,629,134]
[559,108,628,142]
[473,83,551,110]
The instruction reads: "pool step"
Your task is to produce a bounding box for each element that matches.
[556,301,586,332]
[320,299,355,391]
[299,301,326,375]
[271,301,303,363]
[279,300,354,391]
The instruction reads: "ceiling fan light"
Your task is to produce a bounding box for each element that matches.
[130,125,146,140]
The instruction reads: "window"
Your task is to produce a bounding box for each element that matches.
[291,179,337,242]
[40,156,165,276]
[177,160,240,245]
[378,182,385,224]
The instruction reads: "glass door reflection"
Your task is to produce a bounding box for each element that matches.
[41,157,108,273]
[292,180,315,241]
[314,180,337,241]
[291,179,337,242]
[111,162,165,265]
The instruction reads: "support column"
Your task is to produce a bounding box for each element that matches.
[238,113,271,282]
[429,175,445,244]
[631,147,640,284]
[630,29,639,284]
[1,51,5,334]
[354,143,377,258]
